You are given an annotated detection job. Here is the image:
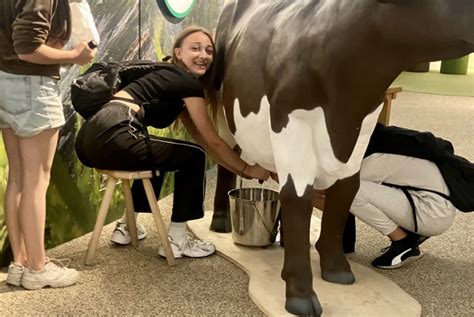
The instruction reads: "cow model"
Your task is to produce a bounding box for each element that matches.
[209,0,474,315]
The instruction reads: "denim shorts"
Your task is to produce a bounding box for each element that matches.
[0,70,65,137]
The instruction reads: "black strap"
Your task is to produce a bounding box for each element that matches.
[393,184,450,201]
[382,182,451,233]
[399,187,418,233]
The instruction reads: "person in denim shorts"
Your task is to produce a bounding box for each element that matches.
[0,0,96,290]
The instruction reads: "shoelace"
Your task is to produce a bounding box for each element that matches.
[116,222,145,234]
[9,262,24,269]
[186,239,211,248]
[180,233,213,249]
[47,258,72,268]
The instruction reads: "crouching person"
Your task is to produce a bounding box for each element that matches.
[314,123,471,269]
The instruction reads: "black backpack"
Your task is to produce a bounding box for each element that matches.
[367,124,474,212]
[70,60,172,119]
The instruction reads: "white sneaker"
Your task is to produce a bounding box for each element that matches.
[21,259,80,290]
[6,262,24,286]
[158,233,215,259]
[111,221,147,245]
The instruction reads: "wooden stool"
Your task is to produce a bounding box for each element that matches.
[378,86,403,125]
[85,170,175,266]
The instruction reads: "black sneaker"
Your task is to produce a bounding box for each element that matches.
[403,229,430,246]
[418,235,430,245]
[372,238,423,269]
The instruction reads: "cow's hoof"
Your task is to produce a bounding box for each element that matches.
[285,292,322,316]
[210,212,232,233]
[321,270,355,285]
[316,242,355,285]
[320,256,355,284]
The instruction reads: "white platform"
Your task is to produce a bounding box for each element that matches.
[189,211,421,317]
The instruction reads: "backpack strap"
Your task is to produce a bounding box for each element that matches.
[381,182,450,233]
[400,186,418,233]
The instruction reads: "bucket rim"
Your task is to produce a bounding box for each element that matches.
[227,187,279,202]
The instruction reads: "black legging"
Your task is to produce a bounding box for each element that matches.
[75,102,206,222]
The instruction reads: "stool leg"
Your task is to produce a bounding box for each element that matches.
[142,179,175,266]
[122,179,139,247]
[85,176,116,265]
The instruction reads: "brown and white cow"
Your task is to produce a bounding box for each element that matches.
[209,0,474,315]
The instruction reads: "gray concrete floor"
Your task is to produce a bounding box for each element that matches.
[0,91,473,316]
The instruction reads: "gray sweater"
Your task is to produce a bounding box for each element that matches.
[0,0,71,77]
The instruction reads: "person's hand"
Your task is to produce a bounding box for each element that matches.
[72,41,97,65]
[242,163,271,181]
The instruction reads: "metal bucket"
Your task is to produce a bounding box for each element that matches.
[228,187,280,247]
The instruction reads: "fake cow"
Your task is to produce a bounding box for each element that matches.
[209,0,474,315]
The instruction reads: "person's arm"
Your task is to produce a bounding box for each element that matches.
[13,0,96,65]
[17,41,96,65]
[181,97,270,181]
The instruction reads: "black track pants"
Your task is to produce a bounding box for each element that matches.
[75,103,206,222]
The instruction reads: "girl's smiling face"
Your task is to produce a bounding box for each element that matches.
[174,31,214,77]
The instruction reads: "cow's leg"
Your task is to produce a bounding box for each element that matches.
[316,173,359,284]
[280,176,322,316]
[209,164,235,232]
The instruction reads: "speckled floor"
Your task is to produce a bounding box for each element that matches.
[0,91,473,316]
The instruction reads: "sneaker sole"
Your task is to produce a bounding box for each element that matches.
[374,251,424,270]
[111,233,146,245]
[182,248,216,258]
[158,248,183,259]
[158,248,216,259]
[21,271,80,290]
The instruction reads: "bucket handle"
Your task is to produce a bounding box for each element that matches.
[250,201,280,238]
[238,177,245,234]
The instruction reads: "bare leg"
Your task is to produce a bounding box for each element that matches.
[280,176,322,316]
[3,128,60,270]
[2,129,26,266]
[388,227,407,241]
[315,173,358,284]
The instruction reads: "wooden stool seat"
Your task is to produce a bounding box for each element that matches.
[85,169,175,266]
